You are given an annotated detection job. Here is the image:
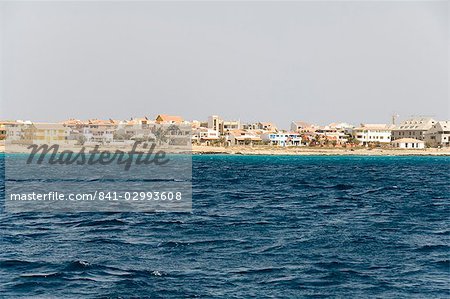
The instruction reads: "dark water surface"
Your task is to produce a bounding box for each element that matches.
[0,155,449,298]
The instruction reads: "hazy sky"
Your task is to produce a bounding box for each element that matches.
[0,1,448,129]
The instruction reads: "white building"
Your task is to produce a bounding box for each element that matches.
[261,132,302,147]
[192,127,220,145]
[352,124,394,146]
[424,121,450,147]
[392,138,425,149]
[392,117,436,141]
[82,119,117,144]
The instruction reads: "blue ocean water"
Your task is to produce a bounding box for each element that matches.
[0,155,449,298]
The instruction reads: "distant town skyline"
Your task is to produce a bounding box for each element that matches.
[0,112,444,132]
[1,1,448,128]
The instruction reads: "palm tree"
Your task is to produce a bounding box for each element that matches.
[167,124,182,135]
[154,127,169,145]
[301,134,309,146]
[313,135,323,146]
[346,137,360,146]
[76,134,87,145]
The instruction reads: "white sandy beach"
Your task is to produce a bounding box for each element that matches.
[1,141,449,156]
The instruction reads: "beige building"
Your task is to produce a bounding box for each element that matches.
[424,121,450,147]
[352,124,394,146]
[25,123,69,144]
[392,138,425,149]
[290,121,317,133]
[392,117,436,141]
[208,115,240,135]
[225,130,261,146]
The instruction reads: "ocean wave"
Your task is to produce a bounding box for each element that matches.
[1,155,449,298]
[73,219,127,227]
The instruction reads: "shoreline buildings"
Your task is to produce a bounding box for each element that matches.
[424,121,450,147]
[392,138,425,149]
[1,115,449,148]
[353,124,394,146]
[391,117,436,141]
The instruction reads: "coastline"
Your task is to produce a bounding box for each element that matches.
[192,145,450,156]
[1,142,449,156]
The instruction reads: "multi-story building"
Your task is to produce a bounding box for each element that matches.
[24,123,69,144]
[208,115,221,132]
[424,121,450,147]
[192,128,220,145]
[208,115,240,135]
[83,119,118,144]
[391,117,436,141]
[352,124,394,146]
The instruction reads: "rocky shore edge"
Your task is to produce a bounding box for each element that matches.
[191,145,450,156]
[1,143,449,156]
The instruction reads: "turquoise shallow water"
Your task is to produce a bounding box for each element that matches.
[0,155,449,298]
